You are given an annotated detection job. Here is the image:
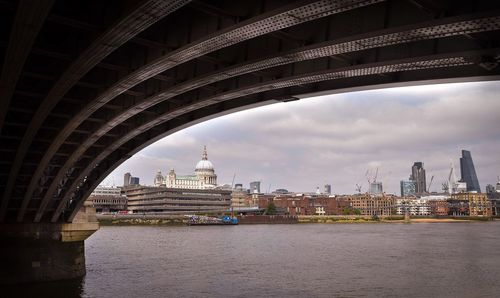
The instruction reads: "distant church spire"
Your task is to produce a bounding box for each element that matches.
[202,145,208,160]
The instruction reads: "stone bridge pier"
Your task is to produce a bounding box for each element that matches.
[0,206,98,284]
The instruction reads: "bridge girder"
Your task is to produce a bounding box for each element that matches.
[0,0,499,223]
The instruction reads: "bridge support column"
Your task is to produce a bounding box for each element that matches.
[0,207,98,284]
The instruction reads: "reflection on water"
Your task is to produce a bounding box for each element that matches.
[5,222,500,298]
[4,277,84,298]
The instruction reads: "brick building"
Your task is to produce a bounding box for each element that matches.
[255,194,347,215]
[451,192,492,217]
[486,191,500,216]
[342,194,396,216]
[428,200,449,216]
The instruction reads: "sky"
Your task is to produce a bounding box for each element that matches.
[103,81,500,195]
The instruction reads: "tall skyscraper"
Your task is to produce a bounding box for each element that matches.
[124,172,131,187]
[459,150,481,192]
[410,162,426,194]
[124,172,139,187]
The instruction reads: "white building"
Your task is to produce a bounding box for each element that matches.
[396,198,431,216]
[88,185,127,213]
[153,146,218,189]
[90,186,122,196]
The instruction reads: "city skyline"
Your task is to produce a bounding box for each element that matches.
[103,81,500,194]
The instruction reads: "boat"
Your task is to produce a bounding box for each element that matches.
[187,215,238,226]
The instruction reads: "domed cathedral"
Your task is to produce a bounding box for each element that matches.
[195,146,217,187]
[153,146,217,189]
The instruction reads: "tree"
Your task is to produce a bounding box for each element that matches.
[266,202,277,215]
[353,209,361,215]
[342,207,351,215]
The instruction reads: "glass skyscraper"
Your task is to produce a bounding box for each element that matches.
[410,162,426,194]
[459,150,481,192]
[400,180,416,197]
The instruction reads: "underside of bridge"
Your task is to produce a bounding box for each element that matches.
[1,0,500,225]
[1,0,500,284]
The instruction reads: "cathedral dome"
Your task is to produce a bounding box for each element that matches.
[195,146,214,171]
[195,159,214,171]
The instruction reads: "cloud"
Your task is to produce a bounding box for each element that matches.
[104,81,500,194]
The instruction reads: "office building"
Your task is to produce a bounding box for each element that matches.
[324,184,332,195]
[249,181,261,193]
[88,186,127,213]
[459,150,481,192]
[124,185,231,214]
[400,180,416,197]
[410,162,426,194]
[369,182,383,196]
[124,172,139,187]
[124,172,131,187]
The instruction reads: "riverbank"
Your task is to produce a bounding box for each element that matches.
[97,214,188,226]
[97,214,497,226]
[298,215,496,223]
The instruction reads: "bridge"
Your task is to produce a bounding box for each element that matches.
[0,0,499,283]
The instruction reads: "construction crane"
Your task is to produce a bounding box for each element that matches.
[441,182,449,193]
[427,175,434,193]
[355,183,362,193]
[231,173,236,188]
[447,160,459,194]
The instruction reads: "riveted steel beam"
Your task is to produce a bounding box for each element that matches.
[4,0,191,222]
[50,48,500,222]
[34,12,500,222]
[27,0,385,222]
[0,0,54,132]
[62,61,500,223]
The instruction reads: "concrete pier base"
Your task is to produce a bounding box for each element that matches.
[0,207,98,284]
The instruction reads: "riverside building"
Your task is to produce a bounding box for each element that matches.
[343,194,395,216]
[395,195,451,216]
[486,181,500,216]
[256,194,348,216]
[124,186,231,214]
[123,146,230,214]
[451,192,491,217]
[88,186,127,213]
[396,198,431,216]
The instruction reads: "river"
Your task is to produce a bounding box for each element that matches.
[6,222,500,297]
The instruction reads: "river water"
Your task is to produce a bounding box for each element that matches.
[7,222,500,297]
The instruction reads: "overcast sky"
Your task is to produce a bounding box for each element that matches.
[103,81,500,195]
